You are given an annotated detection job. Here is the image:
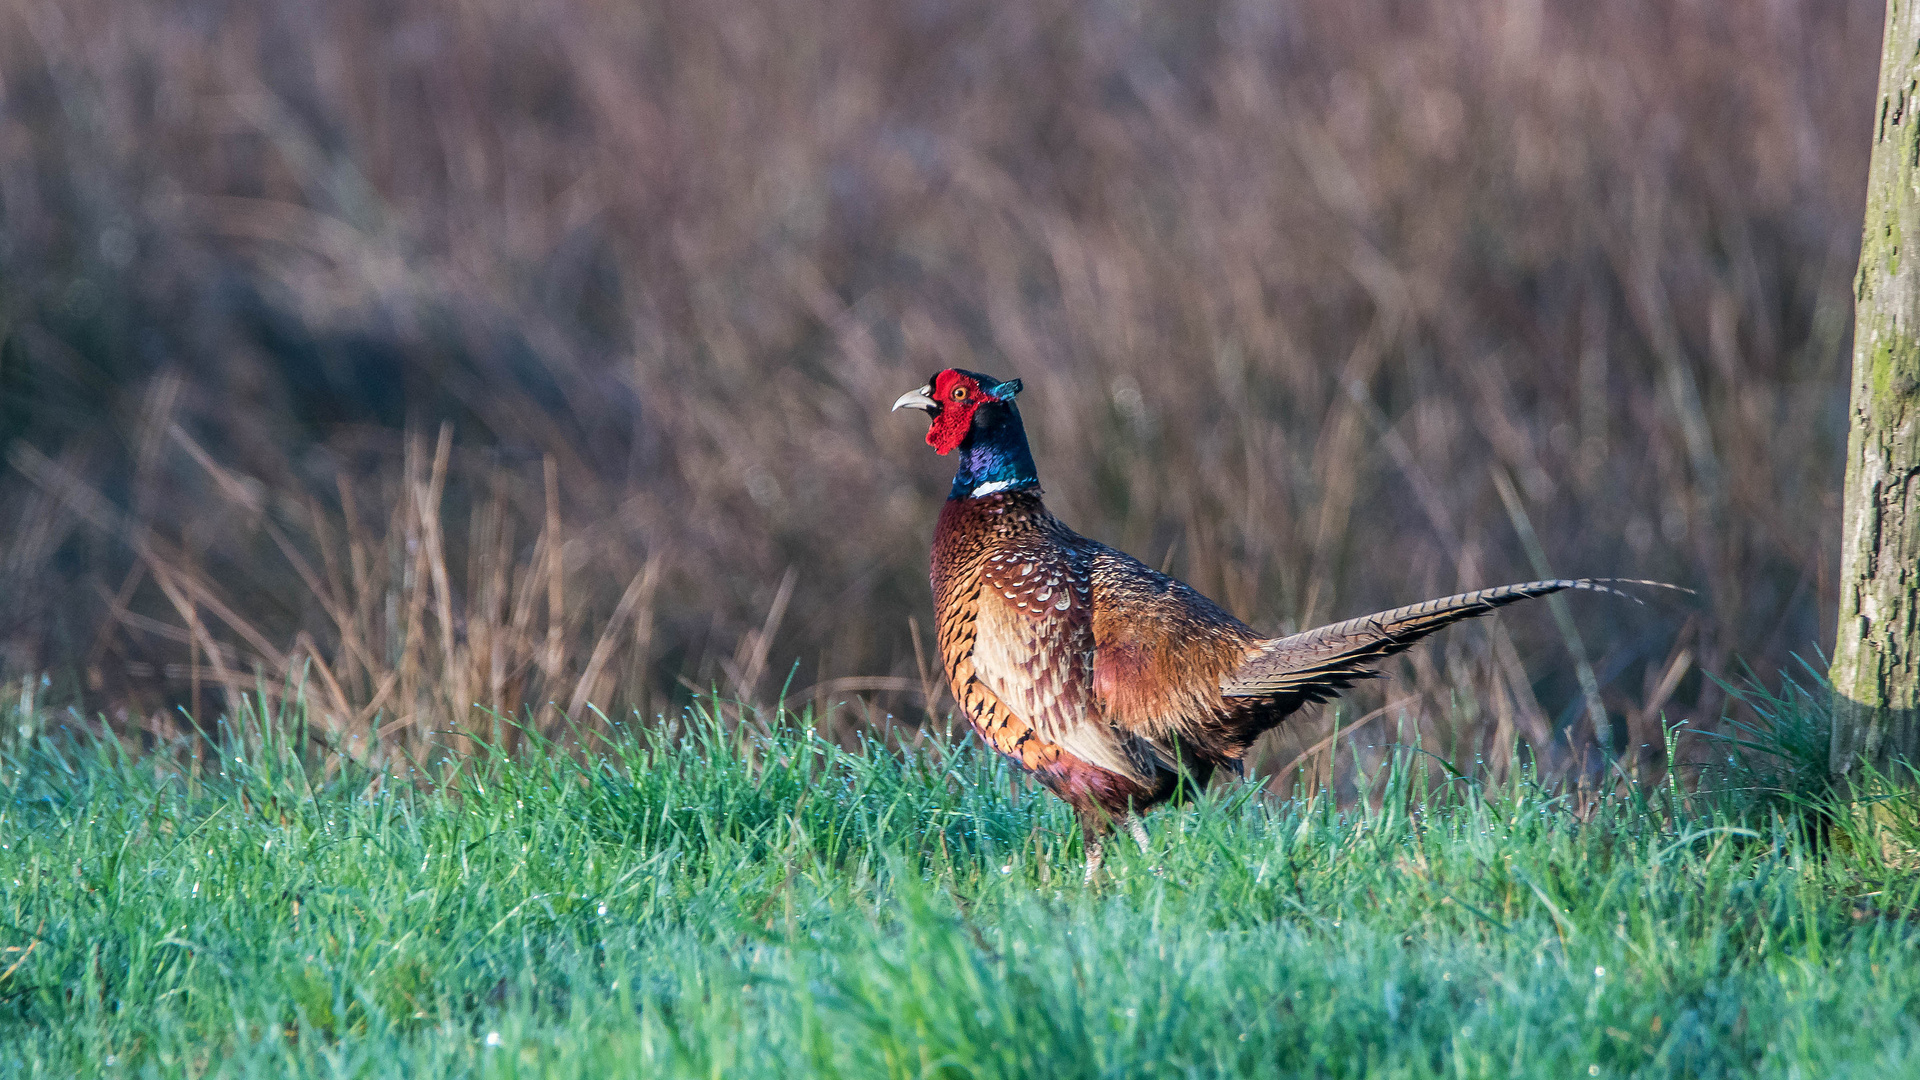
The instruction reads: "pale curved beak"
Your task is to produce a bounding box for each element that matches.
[891,385,938,413]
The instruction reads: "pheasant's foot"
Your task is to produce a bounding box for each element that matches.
[1123,816,1165,875]
[1083,838,1105,884]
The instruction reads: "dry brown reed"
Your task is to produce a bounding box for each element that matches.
[0,0,1881,789]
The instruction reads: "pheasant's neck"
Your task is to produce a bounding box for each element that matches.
[950,404,1039,500]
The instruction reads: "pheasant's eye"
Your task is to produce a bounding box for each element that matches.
[951,386,970,401]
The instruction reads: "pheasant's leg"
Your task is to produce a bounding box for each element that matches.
[1078,807,1111,884]
[1126,815,1152,853]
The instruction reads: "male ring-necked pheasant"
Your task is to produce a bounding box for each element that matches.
[895,368,1644,880]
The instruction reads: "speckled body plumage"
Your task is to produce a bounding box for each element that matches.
[930,491,1257,829]
[894,368,1647,874]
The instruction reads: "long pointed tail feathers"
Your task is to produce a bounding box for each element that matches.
[1219,578,1683,702]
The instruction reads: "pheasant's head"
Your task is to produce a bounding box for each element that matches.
[893,368,1038,499]
[890,369,1024,456]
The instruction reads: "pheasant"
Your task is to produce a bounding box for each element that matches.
[894,367,1648,880]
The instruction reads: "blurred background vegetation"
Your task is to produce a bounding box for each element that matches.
[0,0,1879,785]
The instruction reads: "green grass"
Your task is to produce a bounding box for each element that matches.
[5,694,1920,1079]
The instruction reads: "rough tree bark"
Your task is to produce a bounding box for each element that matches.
[1833,2,1920,782]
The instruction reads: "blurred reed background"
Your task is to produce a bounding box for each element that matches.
[0,0,1879,787]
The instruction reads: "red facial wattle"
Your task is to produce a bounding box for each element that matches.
[925,371,990,455]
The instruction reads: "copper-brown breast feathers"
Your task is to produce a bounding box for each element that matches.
[929,496,1070,773]
[971,544,1157,782]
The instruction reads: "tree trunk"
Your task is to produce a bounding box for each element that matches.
[1833,2,1920,783]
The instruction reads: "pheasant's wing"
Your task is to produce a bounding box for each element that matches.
[969,540,1163,783]
[1220,579,1648,707]
[1081,548,1262,742]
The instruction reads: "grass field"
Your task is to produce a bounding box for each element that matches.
[5,685,1920,1078]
